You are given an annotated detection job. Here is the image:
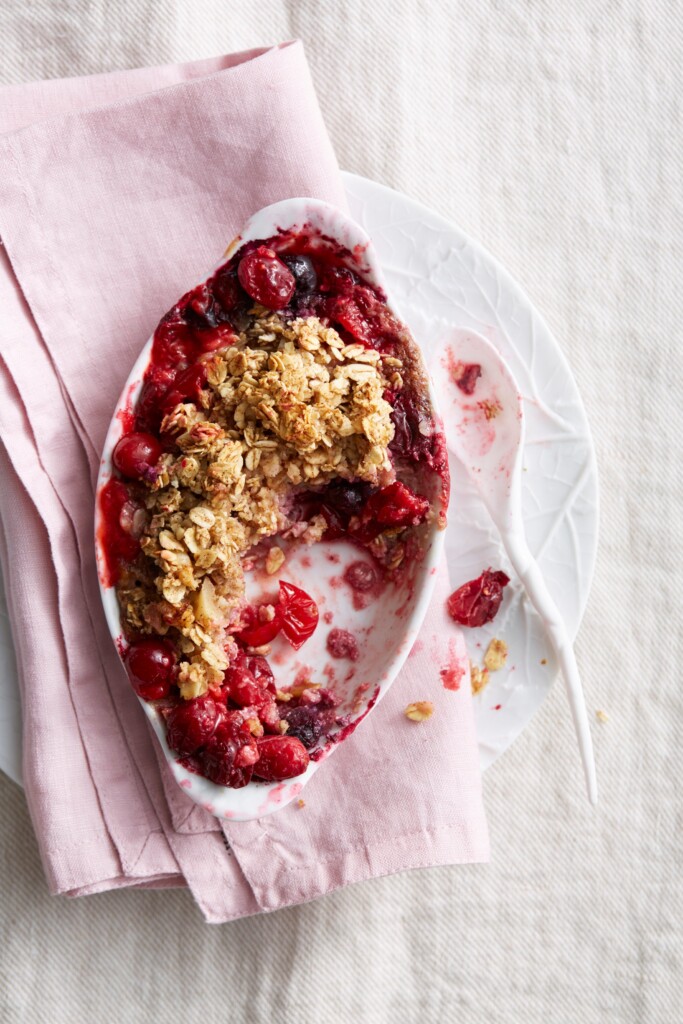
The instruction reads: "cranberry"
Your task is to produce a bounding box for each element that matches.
[278,580,319,650]
[328,295,374,347]
[160,364,207,414]
[343,560,379,593]
[199,712,257,788]
[253,736,309,781]
[212,268,242,312]
[125,638,177,701]
[135,369,176,433]
[235,605,282,648]
[98,479,140,584]
[113,432,162,481]
[446,568,510,627]
[326,628,359,661]
[152,316,196,369]
[245,655,276,694]
[237,246,296,310]
[183,284,218,329]
[356,481,430,540]
[318,263,357,296]
[390,390,432,464]
[225,665,268,709]
[282,254,317,293]
[165,695,219,755]
[454,362,482,395]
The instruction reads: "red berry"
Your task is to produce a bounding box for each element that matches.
[326,628,359,661]
[98,479,140,583]
[278,580,319,650]
[199,713,257,788]
[165,695,219,755]
[225,665,267,709]
[245,655,276,694]
[237,246,296,310]
[235,605,282,648]
[343,560,378,593]
[363,481,429,529]
[113,432,163,481]
[446,569,510,628]
[253,736,309,781]
[160,364,207,413]
[212,268,242,311]
[125,639,177,700]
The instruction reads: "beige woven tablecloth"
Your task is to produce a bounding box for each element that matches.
[1,2,680,1022]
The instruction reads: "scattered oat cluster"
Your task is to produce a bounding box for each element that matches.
[117,311,401,699]
[470,637,509,696]
[404,700,434,722]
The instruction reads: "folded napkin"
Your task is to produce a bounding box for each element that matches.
[0,43,488,922]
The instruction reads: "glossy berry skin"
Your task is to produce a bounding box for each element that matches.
[237,246,296,310]
[125,639,177,700]
[225,665,271,710]
[113,432,163,481]
[446,569,510,628]
[278,581,319,650]
[252,736,309,781]
[235,605,282,648]
[236,581,319,651]
[160,364,208,415]
[164,695,220,755]
[282,254,317,293]
[363,481,429,528]
[199,713,258,788]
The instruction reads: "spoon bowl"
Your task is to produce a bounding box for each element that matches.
[435,328,597,805]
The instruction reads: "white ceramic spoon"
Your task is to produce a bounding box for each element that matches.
[435,329,597,805]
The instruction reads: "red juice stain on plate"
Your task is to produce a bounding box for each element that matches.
[323,611,333,625]
[494,704,502,710]
[326,552,341,564]
[300,554,312,569]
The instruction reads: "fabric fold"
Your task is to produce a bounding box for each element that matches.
[0,44,488,923]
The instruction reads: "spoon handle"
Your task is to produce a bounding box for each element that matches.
[504,536,598,805]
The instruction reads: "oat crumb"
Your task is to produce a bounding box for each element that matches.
[404,701,434,722]
[470,663,490,695]
[265,545,286,575]
[484,638,508,672]
[596,709,609,723]
[297,799,306,808]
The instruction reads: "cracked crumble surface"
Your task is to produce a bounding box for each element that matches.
[117,312,401,699]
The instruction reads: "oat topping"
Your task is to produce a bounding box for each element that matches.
[483,638,508,672]
[470,663,490,695]
[118,313,400,699]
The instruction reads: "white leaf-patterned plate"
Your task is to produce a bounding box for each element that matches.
[0,173,598,785]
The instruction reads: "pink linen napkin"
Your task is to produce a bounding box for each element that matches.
[0,44,488,922]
